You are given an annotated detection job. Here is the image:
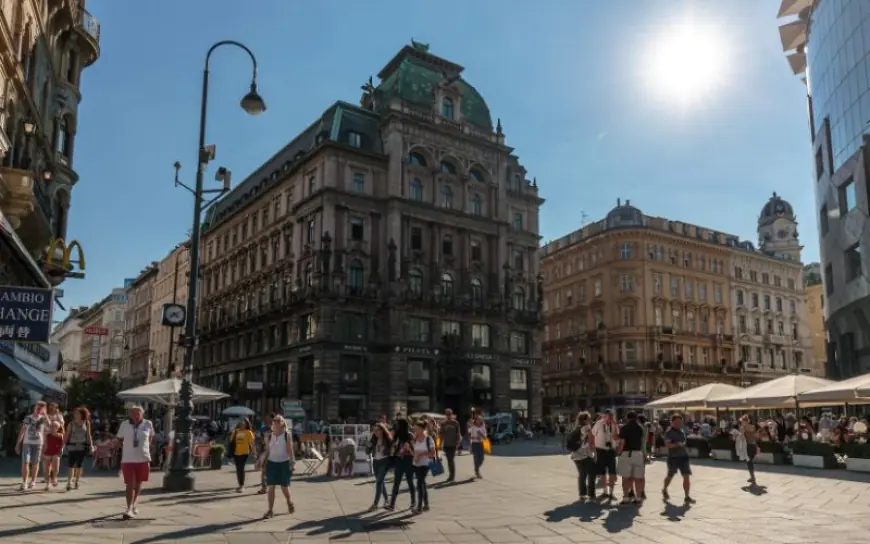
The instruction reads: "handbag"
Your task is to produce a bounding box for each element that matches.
[483,437,492,455]
[427,437,444,476]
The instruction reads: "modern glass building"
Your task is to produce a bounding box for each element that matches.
[779,0,870,378]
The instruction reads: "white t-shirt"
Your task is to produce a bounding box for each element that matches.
[340,437,357,448]
[117,419,154,463]
[468,425,487,443]
[413,436,434,467]
[21,414,47,446]
[592,419,617,449]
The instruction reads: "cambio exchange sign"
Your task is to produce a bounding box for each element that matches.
[0,286,54,343]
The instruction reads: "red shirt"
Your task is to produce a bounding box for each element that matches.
[44,433,63,456]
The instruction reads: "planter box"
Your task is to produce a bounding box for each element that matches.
[710,449,736,461]
[754,452,785,465]
[792,454,837,469]
[846,457,870,473]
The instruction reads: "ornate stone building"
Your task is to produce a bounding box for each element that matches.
[195,42,544,422]
[0,0,100,287]
[148,242,189,382]
[123,264,157,387]
[541,197,815,416]
[731,193,816,380]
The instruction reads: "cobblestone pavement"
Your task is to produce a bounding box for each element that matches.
[1,446,869,543]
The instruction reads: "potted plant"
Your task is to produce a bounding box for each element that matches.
[756,441,786,464]
[791,440,838,469]
[708,434,737,461]
[843,442,870,473]
[209,443,227,470]
[685,437,711,459]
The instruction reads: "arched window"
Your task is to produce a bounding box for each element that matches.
[304,263,313,287]
[441,97,454,120]
[469,168,485,182]
[410,178,423,201]
[53,194,66,238]
[470,194,483,216]
[348,260,364,292]
[439,160,456,175]
[65,48,78,84]
[441,185,454,208]
[512,287,525,311]
[408,268,423,295]
[408,151,427,166]
[471,278,482,304]
[441,272,454,297]
[54,116,72,158]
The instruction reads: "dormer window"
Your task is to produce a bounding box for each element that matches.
[441,97,454,120]
[347,131,362,148]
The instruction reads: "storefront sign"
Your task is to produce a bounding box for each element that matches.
[13,342,58,372]
[246,381,263,390]
[45,238,86,273]
[395,346,435,356]
[342,344,368,353]
[511,357,539,366]
[84,326,109,336]
[463,352,497,362]
[0,285,54,343]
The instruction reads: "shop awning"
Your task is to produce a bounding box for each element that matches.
[0,351,66,396]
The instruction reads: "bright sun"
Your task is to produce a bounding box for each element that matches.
[646,20,728,105]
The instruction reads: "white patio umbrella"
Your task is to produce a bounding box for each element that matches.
[798,372,870,406]
[117,378,228,406]
[222,405,255,417]
[644,383,744,411]
[709,374,833,409]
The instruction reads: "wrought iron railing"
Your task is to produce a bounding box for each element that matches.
[78,7,100,44]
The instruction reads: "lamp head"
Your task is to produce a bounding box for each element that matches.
[240,82,266,115]
[23,121,35,135]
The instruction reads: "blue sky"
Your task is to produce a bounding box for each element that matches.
[63,0,812,314]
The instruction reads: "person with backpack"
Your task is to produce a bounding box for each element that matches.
[411,420,436,513]
[64,406,94,491]
[262,415,295,518]
[568,412,596,501]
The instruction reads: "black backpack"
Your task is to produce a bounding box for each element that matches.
[566,427,584,452]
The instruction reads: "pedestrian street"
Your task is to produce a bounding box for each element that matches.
[1,445,870,543]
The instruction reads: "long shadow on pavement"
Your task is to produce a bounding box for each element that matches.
[543,500,608,523]
[289,509,416,537]
[123,518,262,544]
[0,514,115,539]
[689,458,870,483]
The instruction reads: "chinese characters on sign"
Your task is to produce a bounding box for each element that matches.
[0,286,54,343]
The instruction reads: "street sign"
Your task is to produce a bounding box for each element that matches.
[84,326,109,336]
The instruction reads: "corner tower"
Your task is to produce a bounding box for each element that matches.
[757,192,801,261]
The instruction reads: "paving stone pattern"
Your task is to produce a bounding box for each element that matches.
[0,444,868,543]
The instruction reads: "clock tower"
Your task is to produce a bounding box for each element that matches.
[757,192,802,261]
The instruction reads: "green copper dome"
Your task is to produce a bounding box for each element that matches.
[375,44,493,130]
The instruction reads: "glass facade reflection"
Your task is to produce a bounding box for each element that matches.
[807,0,870,169]
[799,0,870,379]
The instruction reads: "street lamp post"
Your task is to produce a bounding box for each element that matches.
[163,40,266,492]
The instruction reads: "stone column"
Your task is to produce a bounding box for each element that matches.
[493,357,511,413]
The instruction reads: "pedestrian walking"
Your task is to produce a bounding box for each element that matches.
[262,415,295,518]
[257,412,276,494]
[64,406,94,491]
[117,405,155,519]
[568,412,596,501]
[438,409,461,481]
[591,410,619,500]
[42,421,64,491]
[739,414,759,485]
[368,422,392,510]
[468,414,487,479]
[15,401,47,491]
[229,419,256,493]
[616,411,646,506]
[662,414,695,504]
[411,420,436,513]
[386,417,416,511]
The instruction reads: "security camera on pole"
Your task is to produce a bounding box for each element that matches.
[163,40,266,492]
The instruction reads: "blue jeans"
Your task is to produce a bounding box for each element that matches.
[389,456,415,507]
[471,442,485,474]
[372,457,390,505]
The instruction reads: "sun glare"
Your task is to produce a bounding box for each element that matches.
[646,20,728,106]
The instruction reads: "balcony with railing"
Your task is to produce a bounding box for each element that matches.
[75,3,101,63]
